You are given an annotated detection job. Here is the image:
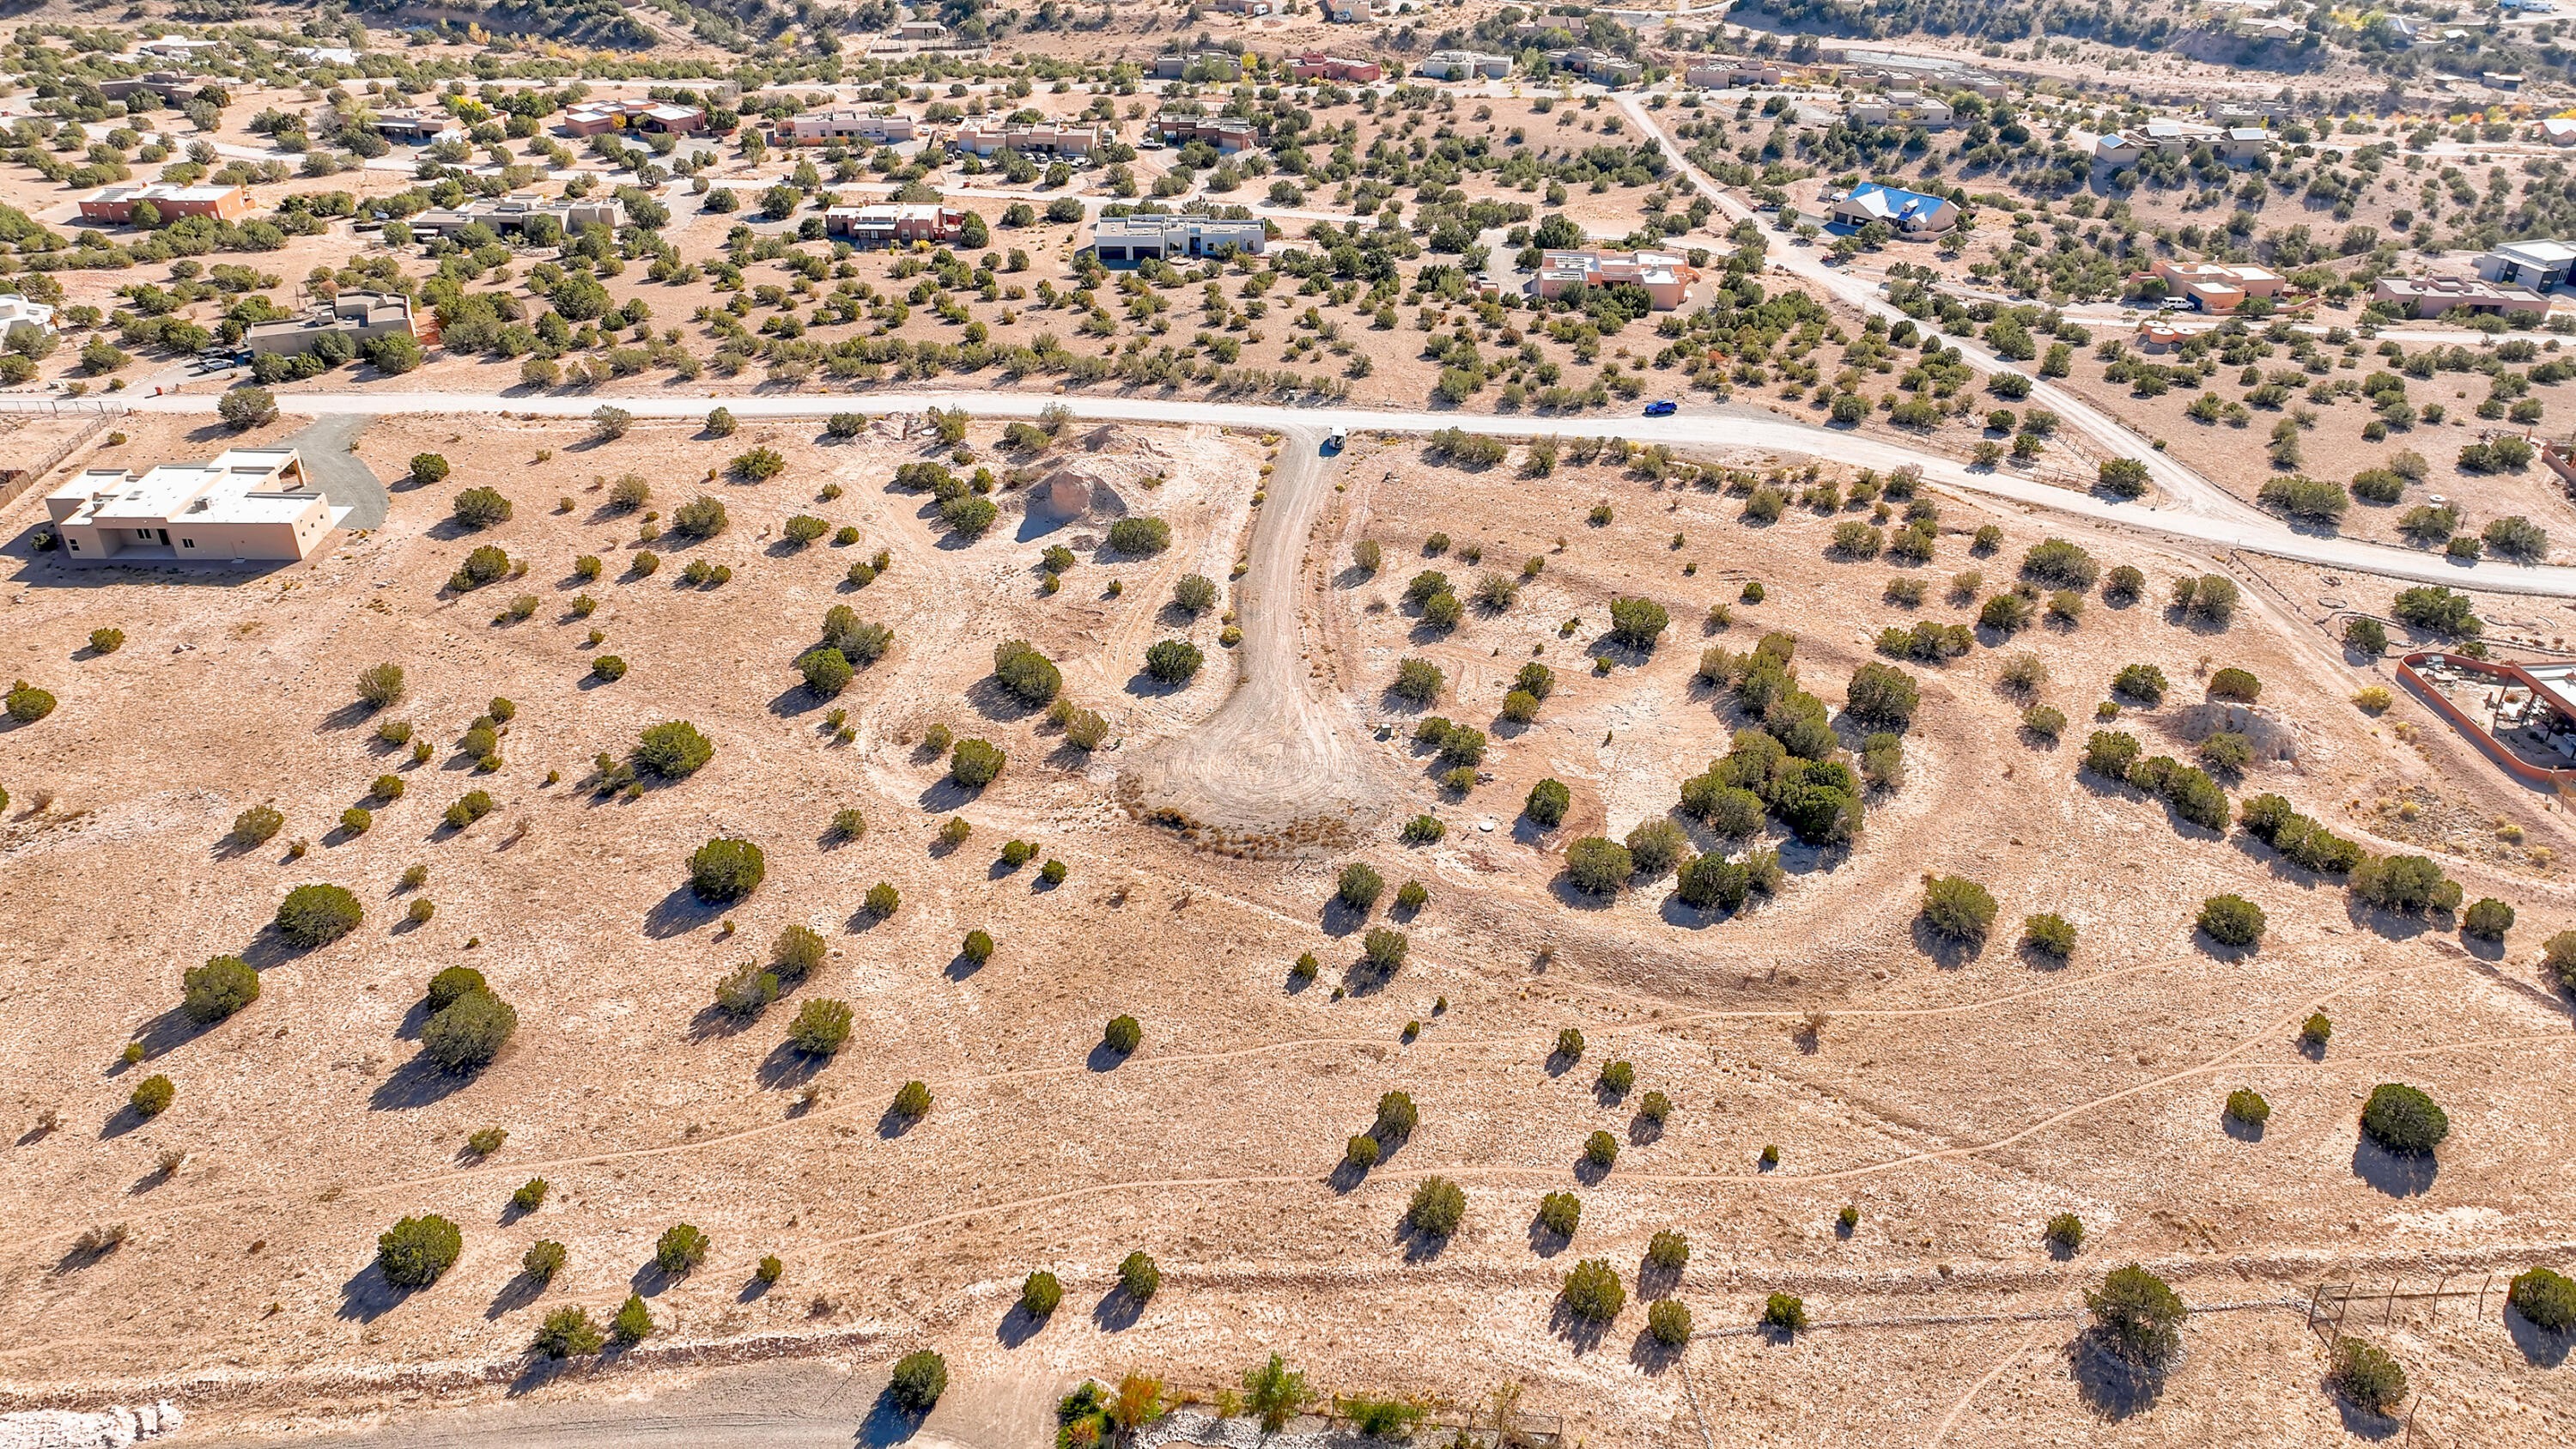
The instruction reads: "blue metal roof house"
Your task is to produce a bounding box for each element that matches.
[1828,181,1961,235]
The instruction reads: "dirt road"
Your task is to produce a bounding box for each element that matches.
[1120,424,1373,831]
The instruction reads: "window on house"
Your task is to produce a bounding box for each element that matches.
[180,537,195,548]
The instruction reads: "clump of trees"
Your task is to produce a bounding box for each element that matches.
[1680,634,1866,847]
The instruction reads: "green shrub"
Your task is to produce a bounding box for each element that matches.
[2330,1336,2409,1416]
[2207,667,2262,702]
[1406,1177,1467,1235]
[2087,1264,2186,1367]
[88,626,125,654]
[2360,1083,2448,1154]
[689,837,765,902]
[788,998,854,1055]
[1921,876,1997,942]
[449,545,511,591]
[2044,1213,2085,1253]
[1119,1250,1160,1300]
[2546,931,2576,989]
[1584,1129,1619,1168]
[938,816,971,847]
[409,454,451,487]
[2021,913,2075,960]
[512,1178,549,1212]
[634,720,714,777]
[654,1222,709,1275]
[2350,854,2463,914]
[1106,516,1171,555]
[1607,596,1669,649]
[2508,1266,2576,1331]
[129,1074,173,1117]
[797,646,854,697]
[1648,1298,1692,1345]
[276,883,362,947]
[888,1350,948,1411]
[1844,661,1920,729]
[2301,1013,2332,1048]
[1760,1292,1807,1333]
[672,494,729,539]
[232,804,286,845]
[1344,1133,1381,1168]
[181,955,259,1023]
[2082,730,2141,778]
[1361,926,1408,972]
[426,965,486,1012]
[2463,898,2515,940]
[1564,837,1633,893]
[422,989,517,1072]
[769,924,826,984]
[2197,893,2265,947]
[1646,1229,1690,1270]
[992,640,1061,705]
[865,881,900,918]
[1103,1014,1142,1055]
[611,1293,653,1345]
[2224,1087,2269,1125]
[1536,1190,1581,1237]
[950,738,1006,787]
[1555,1027,1585,1061]
[2111,663,2168,704]
[893,1080,933,1118]
[1020,1270,1063,1318]
[532,1306,603,1358]
[960,928,994,965]
[1399,813,1445,844]
[376,1214,463,1288]
[452,486,513,528]
[590,654,628,683]
[1390,657,1444,704]
[339,805,374,836]
[1561,1258,1624,1321]
[1145,638,1204,684]
[1336,861,1384,910]
[1639,1090,1673,1123]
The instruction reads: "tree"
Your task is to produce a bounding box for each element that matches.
[408,454,450,488]
[1110,1373,1166,1437]
[1145,638,1204,684]
[1361,926,1407,972]
[1649,1299,1692,1345]
[950,738,1006,788]
[672,494,728,539]
[1537,1190,1582,1237]
[2508,1266,2576,1331]
[1760,1292,1807,1333]
[276,883,362,947]
[1525,777,1571,827]
[2330,1336,2408,1416]
[1920,875,1997,943]
[797,647,854,697]
[426,966,486,1012]
[2087,1263,2187,1367]
[1173,574,1218,613]
[1103,1014,1142,1055]
[1242,1353,1311,1433]
[182,955,259,1023]
[1607,596,1669,650]
[1844,662,1919,729]
[1564,837,1633,893]
[376,1214,463,1288]
[533,1306,603,1358]
[1336,861,1384,910]
[689,837,766,902]
[422,989,516,1072]
[611,1293,653,1344]
[990,639,1061,705]
[2097,457,2150,498]
[2360,1083,2448,1154]
[1021,1269,1063,1318]
[1391,657,1444,704]
[634,720,714,777]
[2225,1087,2269,1126]
[655,1222,708,1275]
[1561,1258,1625,1322]
[1584,1129,1619,1168]
[1106,516,1171,555]
[2197,893,2265,947]
[217,386,278,429]
[2463,898,2514,940]
[2343,617,2387,655]
[355,661,406,709]
[788,998,853,1055]
[1406,1177,1466,1236]
[1119,1250,1160,1301]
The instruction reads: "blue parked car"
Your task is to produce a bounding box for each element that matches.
[1642,399,1677,417]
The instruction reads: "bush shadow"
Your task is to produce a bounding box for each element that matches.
[336,1261,411,1324]
[1546,1297,1612,1354]
[2351,1138,2438,1197]
[756,1041,825,1091]
[368,1053,480,1111]
[2222,1114,2265,1144]
[1084,1041,1128,1074]
[2066,1333,2166,1421]
[642,884,726,941]
[1528,1215,1571,1258]
[2331,1397,2404,1442]
[1909,915,1984,968]
[1628,1330,1681,1373]
[995,1302,1048,1349]
[1091,1286,1146,1333]
[483,1272,546,1321]
[2507,1306,2573,1367]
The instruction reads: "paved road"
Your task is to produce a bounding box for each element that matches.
[276,413,388,529]
[24,388,2575,595]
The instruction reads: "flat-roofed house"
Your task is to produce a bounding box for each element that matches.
[1528,249,1699,310]
[1285,52,1382,82]
[1845,92,1954,128]
[2477,239,2576,291]
[77,182,252,225]
[371,107,460,143]
[1151,114,1261,153]
[1686,61,1783,88]
[2149,259,2284,312]
[822,203,965,245]
[98,70,204,101]
[2372,274,2551,319]
[46,447,349,566]
[1152,50,1243,81]
[951,122,1103,157]
[773,107,916,145]
[410,193,624,238]
[558,99,706,137]
[1091,214,1267,265]
[1418,50,1511,80]
[0,295,56,335]
[243,291,422,356]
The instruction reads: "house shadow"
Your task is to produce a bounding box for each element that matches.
[368,1053,480,1111]
[2352,1139,2438,1197]
[336,1261,412,1324]
[643,883,726,940]
[1546,1297,1612,1354]
[1091,1285,1146,1333]
[483,1272,546,1321]
[2066,1333,2166,1421]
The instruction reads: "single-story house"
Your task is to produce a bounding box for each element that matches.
[2479,239,2576,291]
[0,295,57,335]
[243,291,421,356]
[559,99,706,137]
[77,182,252,225]
[1285,52,1382,83]
[951,122,1103,157]
[410,193,624,238]
[46,447,349,566]
[1151,114,1260,153]
[1830,181,1959,235]
[372,107,461,143]
[1528,249,1698,310]
[1091,215,1267,265]
[772,107,916,146]
[2373,274,2550,319]
[1419,50,1511,81]
[823,204,965,246]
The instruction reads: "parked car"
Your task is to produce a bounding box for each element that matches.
[1323,426,1347,453]
[1642,399,1677,417]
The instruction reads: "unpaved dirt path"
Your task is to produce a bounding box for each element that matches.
[1121,425,1370,831]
